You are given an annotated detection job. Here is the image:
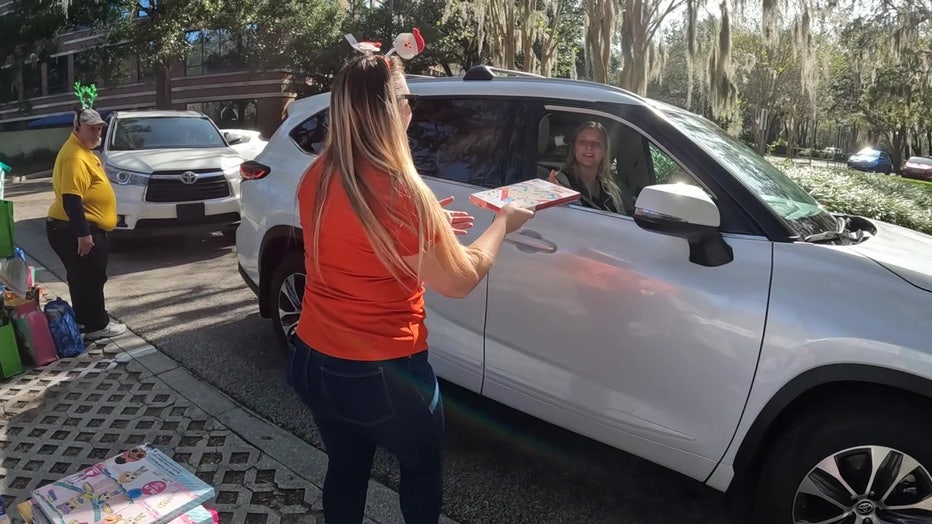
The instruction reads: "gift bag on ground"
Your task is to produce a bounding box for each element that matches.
[12,301,58,367]
[0,200,13,259]
[44,297,84,358]
[0,310,23,378]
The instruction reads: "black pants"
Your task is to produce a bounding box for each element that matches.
[289,336,445,524]
[45,220,111,332]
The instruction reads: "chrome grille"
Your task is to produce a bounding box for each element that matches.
[145,173,231,203]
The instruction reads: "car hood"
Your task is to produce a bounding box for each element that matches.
[851,220,932,292]
[104,148,243,173]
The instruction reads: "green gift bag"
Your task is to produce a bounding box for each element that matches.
[0,199,12,259]
[0,313,23,379]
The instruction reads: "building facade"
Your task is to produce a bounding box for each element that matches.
[0,1,296,158]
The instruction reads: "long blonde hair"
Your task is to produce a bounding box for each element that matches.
[561,121,624,213]
[309,54,485,284]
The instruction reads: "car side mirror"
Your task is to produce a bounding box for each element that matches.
[224,132,244,145]
[633,184,734,267]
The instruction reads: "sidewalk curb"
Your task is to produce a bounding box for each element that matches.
[7,169,51,182]
[23,255,459,524]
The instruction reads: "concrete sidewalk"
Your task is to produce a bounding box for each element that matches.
[1,261,458,524]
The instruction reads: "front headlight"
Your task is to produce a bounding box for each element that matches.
[105,166,149,187]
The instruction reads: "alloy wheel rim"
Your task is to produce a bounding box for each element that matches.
[793,445,932,524]
[278,272,305,341]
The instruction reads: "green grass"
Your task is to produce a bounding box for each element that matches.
[898,176,932,191]
[779,162,932,236]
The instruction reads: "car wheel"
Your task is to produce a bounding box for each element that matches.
[755,393,932,524]
[268,251,305,352]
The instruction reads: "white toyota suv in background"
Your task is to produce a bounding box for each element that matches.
[236,66,932,523]
[99,110,245,238]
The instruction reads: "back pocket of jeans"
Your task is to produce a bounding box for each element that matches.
[320,366,396,426]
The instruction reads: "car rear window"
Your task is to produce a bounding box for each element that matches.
[290,110,328,155]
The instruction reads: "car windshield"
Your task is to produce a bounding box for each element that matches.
[110,117,226,150]
[656,105,837,239]
[856,148,880,158]
[909,157,932,165]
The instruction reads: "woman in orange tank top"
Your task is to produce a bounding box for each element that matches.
[288,53,534,524]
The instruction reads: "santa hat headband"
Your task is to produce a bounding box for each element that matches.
[344,28,425,61]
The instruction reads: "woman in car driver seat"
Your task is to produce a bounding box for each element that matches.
[548,121,624,213]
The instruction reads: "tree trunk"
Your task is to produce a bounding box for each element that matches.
[618,0,648,94]
[539,0,564,77]
[505,1,516,69]
[891,125,906,174]
[755,107,768,155]
[155,63,173,109]
[585,0,614,84]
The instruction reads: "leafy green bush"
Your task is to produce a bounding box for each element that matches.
[768,138,787,156]
[782,163,932,236]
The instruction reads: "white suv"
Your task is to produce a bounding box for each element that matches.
[99,110,244,237]
[237,66,932,523]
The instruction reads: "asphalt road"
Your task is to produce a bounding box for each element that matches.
[9,176,744,524]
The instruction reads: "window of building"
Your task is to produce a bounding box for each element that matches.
[22,62,41,99]
[73,51,100,86]
[136,56,155,84]
[0,67,18,103]
[46,55,69,95]
[74,50,125,88]
[187,99,258,130]
[185,29,244,76]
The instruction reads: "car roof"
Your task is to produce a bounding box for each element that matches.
[111,110,208,119]
[404,74,646,106]
[284,69,649,119]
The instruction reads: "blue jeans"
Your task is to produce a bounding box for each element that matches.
[289,336,445,524]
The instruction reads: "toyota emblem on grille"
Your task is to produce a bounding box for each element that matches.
[181,171,199,184]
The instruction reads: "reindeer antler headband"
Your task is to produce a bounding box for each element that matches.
[73,81,98,109]
[345,28,426,60]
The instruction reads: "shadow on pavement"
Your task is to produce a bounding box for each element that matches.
[4,178,53,200]
[13,217,235,279]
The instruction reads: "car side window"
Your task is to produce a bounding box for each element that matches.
[408,98,531,188]
[290,110,329,155]
[650,144,696,185]
[536,111,705,216]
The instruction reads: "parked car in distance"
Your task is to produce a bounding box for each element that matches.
[820,146,846,161]
[237,66,932,524]
[846,147,893,174]
[221,129,268,161]
[902,156,932,181]
[98,110,244,238]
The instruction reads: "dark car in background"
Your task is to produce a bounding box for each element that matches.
[901,156,932,181]
[847,147,893,174]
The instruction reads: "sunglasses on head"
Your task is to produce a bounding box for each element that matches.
[397,93,419,111]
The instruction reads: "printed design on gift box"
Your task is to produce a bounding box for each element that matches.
[42,480,124,521]
[117,467,148,485]
[114,447,147,465]
[469,178,581,212]
[33,443,215,524]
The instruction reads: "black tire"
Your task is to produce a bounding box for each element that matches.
[754,392,932,524]
[268,250,305,352]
